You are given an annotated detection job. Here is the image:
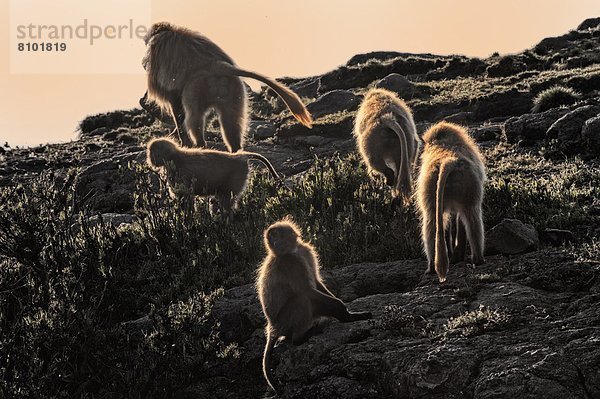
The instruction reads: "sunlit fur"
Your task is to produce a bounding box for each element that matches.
[354,88,421,203]
[146,137,279,213]
[143,22,312,151]
[417,122,486,283]
[256,218,371,394]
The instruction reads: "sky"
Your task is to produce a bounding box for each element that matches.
[1,0,600,148]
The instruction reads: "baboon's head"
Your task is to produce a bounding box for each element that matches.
[144,22,174,45]
[422,121,464,147]
[265,219,301,256]
[146,138,178,169]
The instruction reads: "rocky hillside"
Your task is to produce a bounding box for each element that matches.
[1,18,599,399]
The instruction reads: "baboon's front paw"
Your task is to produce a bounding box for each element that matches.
[425,265,435,274]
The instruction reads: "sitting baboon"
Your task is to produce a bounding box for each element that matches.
[256,219,372,394]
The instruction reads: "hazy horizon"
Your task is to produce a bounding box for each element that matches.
[2,0,600,148]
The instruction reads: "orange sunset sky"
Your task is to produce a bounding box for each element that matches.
[1,0,600,147]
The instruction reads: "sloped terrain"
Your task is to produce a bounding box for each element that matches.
[1,18,599,399]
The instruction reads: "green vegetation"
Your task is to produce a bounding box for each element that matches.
[1,144,598,397]
[532,85,581,113]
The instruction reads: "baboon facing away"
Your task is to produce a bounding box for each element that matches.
[354,88,421,203]
[146,137,280,214]
[416,122,486,283]
[256,219,372,394]
[142,22,313,151]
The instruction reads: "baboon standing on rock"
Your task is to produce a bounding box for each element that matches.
[142,22,312,151]
[256,219,372,394]
[354,88,421,203]
[417,122,486,283]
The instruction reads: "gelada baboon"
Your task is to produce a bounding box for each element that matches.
[416,122,486,283]
[146,137,279,213]
[354,88,421,203]
[142,22,313,151]
[256,219,372,393]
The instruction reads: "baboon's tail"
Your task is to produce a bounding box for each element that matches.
[383,116,411,202]
[244,152,280,181]
[204,61,313,128]
[435,160,456,283]
[263,329,278,394]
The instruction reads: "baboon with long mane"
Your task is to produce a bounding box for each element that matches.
[142,22,312,151]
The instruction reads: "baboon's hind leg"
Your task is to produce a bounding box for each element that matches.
[450,215,467,264]
[217,100,246,152]
[463,206,485,266]
[183,106,208,148]
[167,98,192,147]
[422,205,436,274]
[311,291,371,322]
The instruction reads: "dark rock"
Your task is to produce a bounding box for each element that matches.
[307,90,361,119]
[74,151,145,213]
[486,56,527,77]
[89,127,110,137]
[534,35,572,55]
[545,105,600,157]
[577,18,600,31]
[375,74,415,99]
[79,109,153,136]
[581,115,600,155]
[277,112,354,140]
[215,251,600,398]
[85,143,102,152]
[504,107,571,145]
[540,229,575,246]
[102,130,119,141]
[426,56,488,80]
[212,284,263,343]
[470,124,502,142]
[249,121,276,140]
[485,219,539,255]
[117,133,138,145]
[444,111,473,124]
[319,57,445,93]
[290,78,320,99]
[473,89,532,121]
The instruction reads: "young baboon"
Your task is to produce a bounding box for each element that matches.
[146,137,280,213]
[256,219,372,394]
[416,122,486,283]
[142,22,313,151]
[354,88,421,203]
